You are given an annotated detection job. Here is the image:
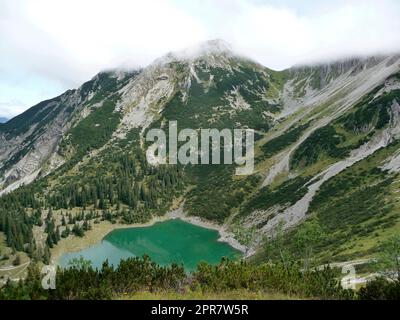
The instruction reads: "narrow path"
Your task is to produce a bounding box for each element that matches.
[0,261,30,272]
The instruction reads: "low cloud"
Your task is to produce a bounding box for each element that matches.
[1,0,400,117]
[0,100,28,118]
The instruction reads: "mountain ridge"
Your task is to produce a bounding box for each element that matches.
[1,40,400,266]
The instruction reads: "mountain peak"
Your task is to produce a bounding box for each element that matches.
[178,39,233,57]
[196,39,233,54]
[156,39,235,66]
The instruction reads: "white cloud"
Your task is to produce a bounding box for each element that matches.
[1,0,400,118]
[0,100,27,119]
[220,0,400,68]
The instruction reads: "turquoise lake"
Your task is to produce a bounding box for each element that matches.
[59,219,241,271]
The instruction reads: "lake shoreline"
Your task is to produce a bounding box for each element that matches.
[51,207,247,266]
[167,207,247,253]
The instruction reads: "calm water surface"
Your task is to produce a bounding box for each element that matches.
[59,219,241,271]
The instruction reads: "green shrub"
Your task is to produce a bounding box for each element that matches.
[358,278,400,300]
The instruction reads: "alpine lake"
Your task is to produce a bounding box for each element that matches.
[59,219,241,271]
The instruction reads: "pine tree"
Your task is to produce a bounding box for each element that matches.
[61,215,66,226]
[13,254,21,266]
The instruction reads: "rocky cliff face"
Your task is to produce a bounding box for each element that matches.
[0,90,82,193]
[0,70,140,194]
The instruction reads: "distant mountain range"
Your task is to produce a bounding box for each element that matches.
[0,117,8,123]
[1,39,400,265]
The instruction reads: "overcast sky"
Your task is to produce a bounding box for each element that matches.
[1,0,400,119]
